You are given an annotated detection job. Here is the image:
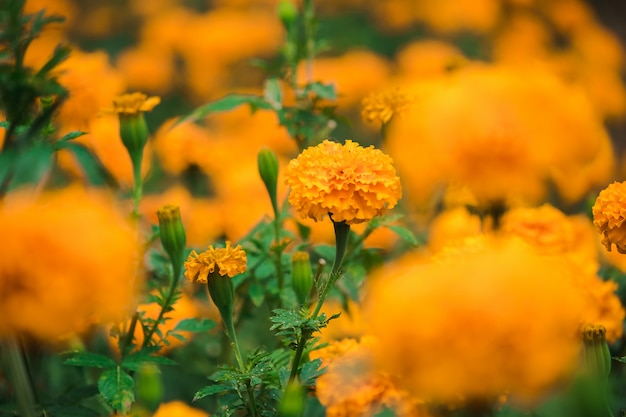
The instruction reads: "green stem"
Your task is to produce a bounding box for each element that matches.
[288,219,350,383]
[274,216,285,294]
[303,0,315,85]
[1,336,37,417]
[142,268,180,349]
[223,314,259,417]
[130,151,144,219]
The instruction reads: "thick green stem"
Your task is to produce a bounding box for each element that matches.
[130,151,144,219]
[289,220,350,383]
[1,337,37,417]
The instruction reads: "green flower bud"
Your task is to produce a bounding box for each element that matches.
[278,381,306,417]
[135,364,163,412]
[157,205,187,277]
[207,273,236,327]
[292,251,313,305]
[119,113,149,158]
[258,147,280,217]
[277,0,298,29]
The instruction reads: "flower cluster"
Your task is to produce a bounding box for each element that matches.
[284,140,402,224]
[184,241,247,283]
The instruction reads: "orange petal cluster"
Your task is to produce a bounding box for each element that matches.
[284,140,402,225]
[0,187,140,341]
[101,92,161,116]
[184,241,247,283]
[592,181,626,253]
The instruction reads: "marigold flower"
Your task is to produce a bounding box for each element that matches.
[101,92,161,116]
[365,236,622,404]
[592,181,626,253]
[0,187,140,341]
[311,337,430,417]
[284,140,402,224]
[361,88,414,124]
[184,241,247,283]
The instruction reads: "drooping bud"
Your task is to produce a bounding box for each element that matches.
[278,381,306,417]
[292,251,313,305]
[258,147,280,217]
[157,205,187,277]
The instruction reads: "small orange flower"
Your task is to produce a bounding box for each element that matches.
[101,92,161,116]
[184,241,247,283]
[592,181,626,253]
[284,140,402,224]
[361,88,414,124]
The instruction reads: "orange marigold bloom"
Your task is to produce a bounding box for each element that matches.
[361,88,414,124]
[153,401,209,417]
[284,140,402,224]
[184,241,247,283]
[365,236,618,404]
[311,337,430,417]
[0,187,140,341]
[101,92,161,116]
[592,181,626,253]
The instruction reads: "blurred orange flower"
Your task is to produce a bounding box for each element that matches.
[101,92,160,116]
[285,140,401,224]
[365,236,620,404]
[0,187,140,341]
[311,337,429,417]
[152,401,209,417]
[361,88,414,125]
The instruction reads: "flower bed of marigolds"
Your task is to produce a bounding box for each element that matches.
[3,0,626,416]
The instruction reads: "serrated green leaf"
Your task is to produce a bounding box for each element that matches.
[121,351,177,371]
[64,352,116,369]
[263,78,282,110]
[97,367,135,415]
[249,283,265,307]
[173,318,216,333]
[300,358,324,387]
[386,225,420,247]
[193,384,232,401]
[176,94,272,125]
[612,356,626,363]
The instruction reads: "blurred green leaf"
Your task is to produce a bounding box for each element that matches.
[45,405,99,417]
[64,352,116,369]
[193,384,232,402]
[249,283,266,307]
[305,82,336,101]
[173,318,217,333]
[53,130,87,150]
[176,94,272,125]
[386,225,420,247]
[97,367,135,415]
[264,78,283,110]
[121,351,177,371]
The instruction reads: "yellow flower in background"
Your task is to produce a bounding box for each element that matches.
[365,236,617,404]
[284,140,402,224]
[0,187,140,341]
[101,92,161,116]
[184,241,247,283]
[361,88,414,124]
[592,181,626,253]
[311,337,430,417]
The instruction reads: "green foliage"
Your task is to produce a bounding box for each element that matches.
[98,368,135,415]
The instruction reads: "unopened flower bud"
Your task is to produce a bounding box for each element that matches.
[278,381,305,417]
[292,251,313,305]
[277,0,298,28]
[157,205,186,276]
[258,147,280,216]
[119,113,149,157]
[581,324,611,379]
